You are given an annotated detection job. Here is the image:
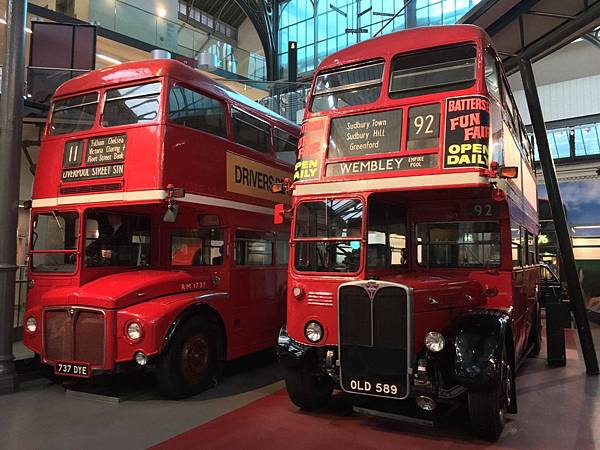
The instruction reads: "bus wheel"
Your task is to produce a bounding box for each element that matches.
[468,349,512,440]
[284,367,333,411]
[157,317,220,399]
[528,304,542,358]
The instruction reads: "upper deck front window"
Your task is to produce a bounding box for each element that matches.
[310,61,384,113]
[102,81,161,127]
[50,93,98,136]
[389,44,476,99]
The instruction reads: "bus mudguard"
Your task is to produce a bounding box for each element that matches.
[161,292,229,353]
[447,309,513,388]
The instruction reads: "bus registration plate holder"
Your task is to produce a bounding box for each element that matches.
[54,361,92,378]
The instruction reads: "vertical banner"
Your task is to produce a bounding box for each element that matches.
[443,95,490,169]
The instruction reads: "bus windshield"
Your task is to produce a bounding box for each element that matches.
[84,210,151,267]
[31,212,79,273]
[294,199,362,273]
[416,221,500,268]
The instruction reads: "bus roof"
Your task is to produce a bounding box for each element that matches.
[54,59,297,130]
[317,24,491,73]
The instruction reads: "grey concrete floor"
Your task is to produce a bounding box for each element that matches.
[0,353,283,450]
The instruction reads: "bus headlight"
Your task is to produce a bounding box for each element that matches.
[292,286,304,299]
[305,321,323,343]
[25,317,37,333]
[424,332,445,352]
[126,321,143,342]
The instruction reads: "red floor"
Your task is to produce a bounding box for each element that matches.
[152,330,600,450]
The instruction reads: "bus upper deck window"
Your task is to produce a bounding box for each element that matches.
[484,51,500,100]
[102,81,161,127]
[389,44,476,99]
[310,61,384,113]
[50,93,99,135]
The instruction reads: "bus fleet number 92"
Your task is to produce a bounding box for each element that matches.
[349,379,398,395]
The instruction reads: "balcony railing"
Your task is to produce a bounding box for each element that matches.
[28,0,267,80]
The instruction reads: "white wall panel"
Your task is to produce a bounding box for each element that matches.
[512,74,600,126]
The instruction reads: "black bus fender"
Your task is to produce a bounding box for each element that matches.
[446,309,517,412]
[161,292,228,358]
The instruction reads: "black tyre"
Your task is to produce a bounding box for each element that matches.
[284,367,334,411]
[157,316,222,399]
[468,349,513,440]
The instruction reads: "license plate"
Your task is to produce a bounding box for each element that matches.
[343,378,404,399]
[54,361,92,378]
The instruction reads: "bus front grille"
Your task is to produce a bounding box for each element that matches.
[44,308,105,367]
[338,282,411,400]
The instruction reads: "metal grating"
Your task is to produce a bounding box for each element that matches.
[60,183,122,195]
[44,308,105,366]
[307,291,334,307]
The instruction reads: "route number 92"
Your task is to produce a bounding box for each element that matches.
[469,203,498,217]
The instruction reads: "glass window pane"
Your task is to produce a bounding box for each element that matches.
[389,44,476,99]
[171,228,224,266]
[169,86,227,137]
[232,109,272,153]
[274,128,298,164]
[84,211,151,267]
[416,221,501,268]
[235,230,273,265]
[295,199,363,238]
[50,93,99,135]
[103,82,161,127]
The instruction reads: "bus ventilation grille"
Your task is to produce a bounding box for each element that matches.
[307,291,334,307]
[60,183,123,195]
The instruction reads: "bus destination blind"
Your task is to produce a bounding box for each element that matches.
[328,109,402,158]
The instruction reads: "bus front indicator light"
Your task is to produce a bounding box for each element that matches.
[305,321,323,343]
[424,332,445,352]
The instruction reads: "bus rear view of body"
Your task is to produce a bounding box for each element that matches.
[277,25,539,440]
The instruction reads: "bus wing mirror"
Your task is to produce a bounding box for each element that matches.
[274,203,285,225]
[271,177,293,195]
[163,204,179,223]
[498,166,518,179]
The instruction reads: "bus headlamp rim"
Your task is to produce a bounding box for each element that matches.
[125,320,143,343]
[304,321,323,343]
[424,331,445,352]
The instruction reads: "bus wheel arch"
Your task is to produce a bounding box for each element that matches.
[157,303,227,399]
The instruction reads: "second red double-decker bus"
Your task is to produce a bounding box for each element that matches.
[277,25,539,439]
[23,59,299,398]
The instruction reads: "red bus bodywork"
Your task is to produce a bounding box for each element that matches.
[23,59,299,397]
[277,25,539,439]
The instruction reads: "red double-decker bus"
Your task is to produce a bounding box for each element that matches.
[277,25,539,439]
[23,59,299,398]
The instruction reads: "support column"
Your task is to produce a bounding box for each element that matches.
[0,0,27,394]
[519,58,599,375]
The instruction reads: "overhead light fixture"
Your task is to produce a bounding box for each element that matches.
[157,7,167,18]
[96,53,122,65]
